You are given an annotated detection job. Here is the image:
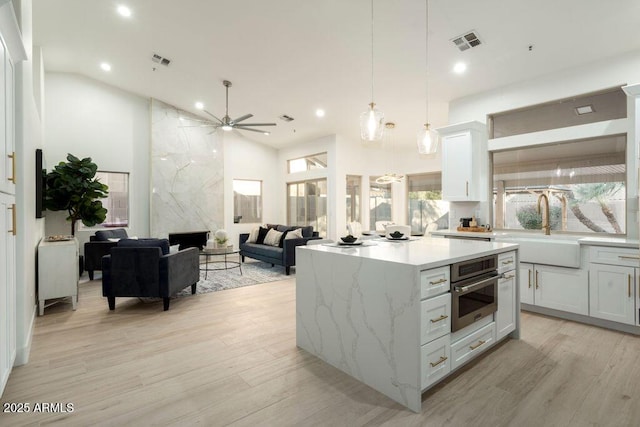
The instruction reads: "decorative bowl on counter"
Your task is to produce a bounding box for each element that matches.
[389,231,404,239]
[341,235,358,243]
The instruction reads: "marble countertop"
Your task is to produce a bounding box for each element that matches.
[430,230,639,249]
[301,237,518,270]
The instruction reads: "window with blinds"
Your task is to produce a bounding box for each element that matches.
[406,173,449,235]
[492,135,626,234]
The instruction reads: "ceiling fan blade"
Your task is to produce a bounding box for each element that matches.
[234,126,271,134]
[203,110,224,124]
[231,114,253,124]
[235,122,277,127]
[179,124,215,128]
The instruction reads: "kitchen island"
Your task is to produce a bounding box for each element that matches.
[296,237,519,412]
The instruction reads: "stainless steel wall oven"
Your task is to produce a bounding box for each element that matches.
[451,254,499,331]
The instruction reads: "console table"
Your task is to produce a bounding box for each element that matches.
[38,238,79,315]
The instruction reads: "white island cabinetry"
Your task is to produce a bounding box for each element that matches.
[296,238,519,412]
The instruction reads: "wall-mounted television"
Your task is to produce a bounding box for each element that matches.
[35,148,46,218]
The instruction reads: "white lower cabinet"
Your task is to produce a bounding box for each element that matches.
[588,246,639,326]
[519,262,588,315]
[496,269,517,340]
[421,334,451,388]
[0,192,16,396]
[450,322,496,370]
[421,293,451,344]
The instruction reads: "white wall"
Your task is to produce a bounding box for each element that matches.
[223,132,278,248]
[43,73,150,250]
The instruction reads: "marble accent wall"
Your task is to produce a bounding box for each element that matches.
[150,99,224,238]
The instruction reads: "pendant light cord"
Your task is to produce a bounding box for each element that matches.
[371,0,375,103]
[424,0,429,125]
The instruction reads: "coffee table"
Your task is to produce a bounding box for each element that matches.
[199,248,242,279]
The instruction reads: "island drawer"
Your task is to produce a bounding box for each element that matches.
[498,251,516,273]
[589,246,639,267]
[421,293,451,344]
[421,334,451,389]
[450,322,495,370]
[420,266,450,299]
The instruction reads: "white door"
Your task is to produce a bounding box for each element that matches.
[442,131,472,201]
[0,192,15,394]
[496,270,517,340]
[519,262,534,305]
[589,264,635,325]
[535,265,588,315]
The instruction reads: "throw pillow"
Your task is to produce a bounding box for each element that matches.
[263,228,284,247]
[169,244,180,254]
[285,228,304,240]
[256,226,270,244]
[247,227,260,243]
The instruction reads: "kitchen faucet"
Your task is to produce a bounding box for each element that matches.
[537,193,551,235]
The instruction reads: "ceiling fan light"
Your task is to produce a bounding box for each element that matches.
[221,124,233,131]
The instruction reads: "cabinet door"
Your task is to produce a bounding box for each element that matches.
[535,265,588,315]
[519,262,534,305]
[636,268,639,327]
[420,266,450,299]
[421,334,451,389]
[589,264,635,325]
[420,293,451,345]
[496,270,517,340]
[442,132,473,201]
[0,192,15,394]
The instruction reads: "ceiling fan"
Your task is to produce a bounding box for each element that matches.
[198,80,276,135]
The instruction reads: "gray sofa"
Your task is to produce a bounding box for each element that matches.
[101,238,200,311]
[239,224,319,275]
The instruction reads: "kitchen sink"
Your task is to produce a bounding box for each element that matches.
[494,235,581,267]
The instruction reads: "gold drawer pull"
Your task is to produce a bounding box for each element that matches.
[429,278,447,286]
[469,340,486,350]
[619,255,640,260]
[429,356,448,367]
[7,152,15,183]
[501,259,514,265]
[430,314,448,323]
[535,270,539,289]
[503,274,515,280]
[628,274,632,298]
[528,269,532,288]
[8,204,16,235]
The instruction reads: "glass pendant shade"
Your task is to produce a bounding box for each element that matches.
[360,103,384,142]
[417,123,438,154]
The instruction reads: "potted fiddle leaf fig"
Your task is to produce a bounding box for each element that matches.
[44,153,109,236]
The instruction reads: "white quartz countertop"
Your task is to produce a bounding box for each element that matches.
[300,237,518,270]
[577,237,639,249]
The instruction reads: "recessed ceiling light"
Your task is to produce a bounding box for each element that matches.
[117,5,132,17]
[453,62,467,74]
[575,105,594,115]
[263,131,270,136]
[194,101,204,110]
[315,109,325,118]
[100,62,111,72]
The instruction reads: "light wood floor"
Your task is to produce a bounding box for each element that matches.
[2,276,640,427]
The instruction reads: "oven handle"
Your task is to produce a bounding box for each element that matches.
[454,273,502,294]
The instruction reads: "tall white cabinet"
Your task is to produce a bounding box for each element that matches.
[0,18,17,396]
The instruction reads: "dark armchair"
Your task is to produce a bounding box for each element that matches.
[84,228,129,280]
[101,238,200,311]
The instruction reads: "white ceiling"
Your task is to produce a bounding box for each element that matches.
[32,0,640,149]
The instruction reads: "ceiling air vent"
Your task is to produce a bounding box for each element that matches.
[151,53,171,66]
[279,114,295,122]
[451,30,482,52]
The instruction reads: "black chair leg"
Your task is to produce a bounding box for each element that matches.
[163,298,170,311]
[285,266,291,275]
[108,296,115,310]
[271,263,275,267]
[191,283,197,294]
[88,270,94,280]
[241,255,245,262]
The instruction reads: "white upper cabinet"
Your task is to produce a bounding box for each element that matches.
[437,121,488,202]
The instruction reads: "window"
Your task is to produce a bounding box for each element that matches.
[288,152,328,173]
[407,173,449,235]
[493,135,626,234]
[96,171,129,227]
[369,177,392,231]
[346,175,361,224]
[233,179,262,223]
[287,179,327,237]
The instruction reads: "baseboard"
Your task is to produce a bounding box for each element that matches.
[14,304,36,366]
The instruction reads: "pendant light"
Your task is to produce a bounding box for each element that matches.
[360,0,384,142]
[417,0,438,154]
[376,122,404,184]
